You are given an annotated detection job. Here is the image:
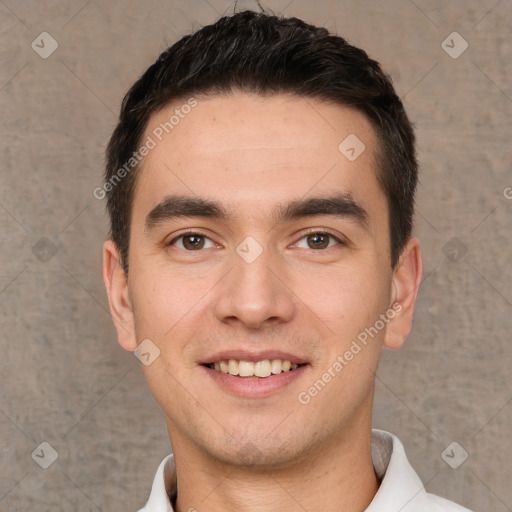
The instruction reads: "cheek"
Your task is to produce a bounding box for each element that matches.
[130,267,203,339]
[293,261,389,333]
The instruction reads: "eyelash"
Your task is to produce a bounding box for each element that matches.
[167,229,344,251]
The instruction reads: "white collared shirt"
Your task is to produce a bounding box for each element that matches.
[138,429,472,512]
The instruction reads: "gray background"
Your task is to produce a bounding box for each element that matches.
[1,0,511,510]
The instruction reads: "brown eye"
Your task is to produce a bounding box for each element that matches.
[306,233,330,249]
[169,233,215,250]
[294,231,341,250]
[182,235,205,250]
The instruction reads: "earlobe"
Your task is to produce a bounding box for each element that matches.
[383,237,423,350]
[102,240,138,352]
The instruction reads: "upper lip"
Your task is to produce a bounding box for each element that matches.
[200,350,308,365]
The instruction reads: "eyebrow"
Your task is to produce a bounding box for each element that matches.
[144,193,369,232]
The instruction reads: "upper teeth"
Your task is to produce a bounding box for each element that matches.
[211,359,299,378]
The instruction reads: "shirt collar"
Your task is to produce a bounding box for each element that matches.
[141,429,430,512]
[366,429,427,511]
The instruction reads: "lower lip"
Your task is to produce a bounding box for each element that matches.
[201,365,309,398]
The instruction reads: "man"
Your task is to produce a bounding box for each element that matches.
[101,7,472,512]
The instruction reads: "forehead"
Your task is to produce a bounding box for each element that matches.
[133,93,386,226]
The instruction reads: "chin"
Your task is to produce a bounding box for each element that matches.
[205,432,315,471]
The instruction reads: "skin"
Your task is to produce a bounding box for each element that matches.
[103,92,422,512]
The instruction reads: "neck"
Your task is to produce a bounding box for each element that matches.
[168,408,379,512]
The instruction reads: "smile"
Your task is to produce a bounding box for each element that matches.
[205,359,304,378]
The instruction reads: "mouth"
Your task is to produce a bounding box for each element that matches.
[203,359,307,378]
[200,351,310,397]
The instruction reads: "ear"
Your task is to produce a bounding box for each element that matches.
[102,239,138,352]
[383,237,423,350]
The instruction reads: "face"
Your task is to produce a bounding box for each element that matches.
[104,92,420,468]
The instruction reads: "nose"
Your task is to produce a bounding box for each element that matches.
[211,246,296,330]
